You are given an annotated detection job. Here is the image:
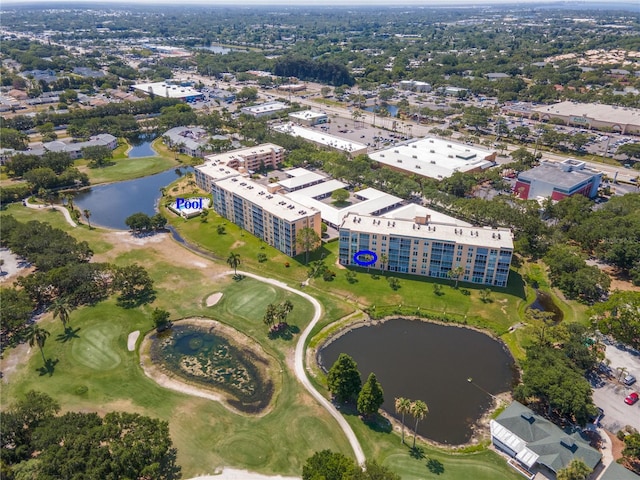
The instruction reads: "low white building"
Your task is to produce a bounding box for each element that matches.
[240,101,289,118]
[132,82,204,102]
[288,110,328,126]
[274,123,368,156]
[369,137,496,180]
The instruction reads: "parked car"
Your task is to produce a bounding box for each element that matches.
[625,392,639,405]
[623,374,637,386]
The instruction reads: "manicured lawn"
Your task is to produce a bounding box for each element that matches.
[0,203,114,255]
[2,278,352,477]
[83,155,179,184]
[1,198,579,480]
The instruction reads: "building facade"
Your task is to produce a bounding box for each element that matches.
[195,143,285,191]
[514,159,602,201]
[212,177,321,257]
[339,213,513,287]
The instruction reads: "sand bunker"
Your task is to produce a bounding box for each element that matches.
[188,469,300,480]
[127,331,140,351]
[206,292,223,307]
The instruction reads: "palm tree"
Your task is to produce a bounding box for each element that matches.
[395,397,412,444]
[27,324,50,364]
[279,299,294,323]
[616,366,628,382]
[379,253,388,275]
[226,252,241,276]
[83,209,92,228]
[263,303,277,327]
[50,298,71,330]
[410,400,429,449]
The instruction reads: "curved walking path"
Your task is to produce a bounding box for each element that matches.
[228,270,366,466]
[24,198,77,227]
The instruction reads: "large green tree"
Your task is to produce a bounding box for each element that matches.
[112,264,155,308]
[327,353,362,403]
[296,227,321,265]
[302,450,356,480]
[357,372,385,418]
[589,291,640,350]
[82,145,113,168]
[1,391,180,479]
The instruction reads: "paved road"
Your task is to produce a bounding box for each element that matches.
[228,270,366,466]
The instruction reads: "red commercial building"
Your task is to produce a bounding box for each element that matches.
[514,159,602,201]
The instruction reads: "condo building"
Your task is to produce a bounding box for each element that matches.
[212,177,321,257]
[339,213,513,287]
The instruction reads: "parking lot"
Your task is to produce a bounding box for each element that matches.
[590,341,640,433]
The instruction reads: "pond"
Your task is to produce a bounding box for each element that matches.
[318,318,516,445]
[73,167,192,230]
[199,44,242,54]
[528,290,564,322]
[363,104,400,118]
[148,321,274,414]
[127,136,158,158]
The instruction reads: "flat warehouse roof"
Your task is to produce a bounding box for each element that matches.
[132,82,202,99]
[533,101,640,126]
[369,137,494,179]
[519,162,600,189]
[274,123,367,154]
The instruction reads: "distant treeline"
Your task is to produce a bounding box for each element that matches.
[273,55,355,87]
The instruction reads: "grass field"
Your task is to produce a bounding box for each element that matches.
[1,187,576,480]
[2,274,352,477]
[82,155,179,184]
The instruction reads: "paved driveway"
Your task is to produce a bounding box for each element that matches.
[590,341,640,433]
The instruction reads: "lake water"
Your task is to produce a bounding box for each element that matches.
[199,44,241,54]
[127,140,157,158]
[73,167,192,230]
[528,290,564,323]
[318,318,515,445]
[364,104,399,118]
[149,323,274,414]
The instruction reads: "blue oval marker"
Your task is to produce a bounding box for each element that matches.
[353,250,378,267]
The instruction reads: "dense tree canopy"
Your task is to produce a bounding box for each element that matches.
[0,391,180,479]
[327,353,362,403]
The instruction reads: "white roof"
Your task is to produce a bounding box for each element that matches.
[382,204,472,227]
[369,137,495,180]
[203,143,283,166]
[277,171,326,190]
[242,101,289,115]
[132,82,202,99]
[195,159,240,182]
[287,187,402,227]
[273,123,367,154]
[490,420,539,469]
[289,179,348,199]
[532,101,640,126]
[340,213,514,250]
[289,110,328,120]
[215,176,318,223]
